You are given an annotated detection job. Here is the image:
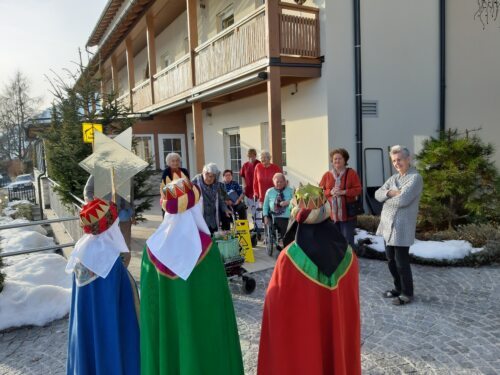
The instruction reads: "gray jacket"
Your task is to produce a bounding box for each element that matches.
[375,167,423,247]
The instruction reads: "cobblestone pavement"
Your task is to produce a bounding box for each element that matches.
[1,258,499,374]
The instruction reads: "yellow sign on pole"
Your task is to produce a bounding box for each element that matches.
[82,123,103,143]
[235,219,255,263]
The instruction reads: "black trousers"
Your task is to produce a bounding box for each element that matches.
[385,245,414,297]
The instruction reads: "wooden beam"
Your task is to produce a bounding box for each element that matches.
[192,102,205,172]
[266,0,281,59]
[111,54,119,94]
[146,12,157,104]
[186,0,198,86]
[99,64,106,100]
[267,65,282,167]
[125,37,135,111]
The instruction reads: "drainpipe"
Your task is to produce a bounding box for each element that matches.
[37,147,47,220]
[353,0,364,185]
[439,0,446,133]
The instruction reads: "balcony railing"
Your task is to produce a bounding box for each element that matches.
[121,3,320,111]
[131,79,152,111]
[117,92,130,109]
[280,4,320,57]
[194,8,267,86]
[153,54,192,104]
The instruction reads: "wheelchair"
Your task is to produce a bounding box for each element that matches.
[264,212,288,257]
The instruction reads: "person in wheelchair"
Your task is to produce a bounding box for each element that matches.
[262,173,294,244]
[222,169,247,220]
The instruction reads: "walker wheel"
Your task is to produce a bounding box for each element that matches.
[242,276,256,294]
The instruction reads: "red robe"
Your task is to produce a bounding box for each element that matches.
[258,242,361,375]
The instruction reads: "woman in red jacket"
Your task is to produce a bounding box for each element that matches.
[319,148,362,247]
[253,151,282,205]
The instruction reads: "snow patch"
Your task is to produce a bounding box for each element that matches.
[0,254,72,331]
[355,229,484,260]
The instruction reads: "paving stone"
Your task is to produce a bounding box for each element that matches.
[1,258,499,374]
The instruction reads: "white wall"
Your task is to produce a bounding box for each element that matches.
[186,79,328,188]
[155,10,188,71]
[197,0,256,44]
[133,47,149,85]
[361,0,440,183]
[447,0,500,167]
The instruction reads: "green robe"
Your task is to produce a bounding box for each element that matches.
[140,231,244,375]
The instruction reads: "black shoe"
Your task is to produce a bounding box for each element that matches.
[382,289,400,298]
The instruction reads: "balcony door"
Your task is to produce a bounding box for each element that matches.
[158,134,186,170]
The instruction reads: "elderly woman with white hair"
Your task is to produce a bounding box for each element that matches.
[253,151,282,205]
[192,163,232,234]
[160,153,190,215]
[375,145,423,306]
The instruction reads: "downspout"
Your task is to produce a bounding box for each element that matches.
[353,0,364,185]
[37,143,47,220]
[439,0,446,133]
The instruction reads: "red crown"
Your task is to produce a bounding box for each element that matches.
[162,178,201,214]
[80,198,118,234]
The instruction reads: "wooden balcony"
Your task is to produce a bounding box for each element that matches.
[153,54,192,104]
[131,80,152,111]
[194,8,267,86]
[124,2,320,112]
[116,92,130,109]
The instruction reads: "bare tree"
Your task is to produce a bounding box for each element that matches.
[0,71,39,161]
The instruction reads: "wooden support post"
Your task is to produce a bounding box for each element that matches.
[111,55,119,94]
[187,0,204,172]
[267,66,282,167]
[192,102,205,173]
[266,0,283,167]
[125,37,135,111]
[146,12,157,104]
[99,64,106,101]
[186,0,198,86]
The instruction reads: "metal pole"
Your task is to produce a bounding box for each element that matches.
[0,242,76,258]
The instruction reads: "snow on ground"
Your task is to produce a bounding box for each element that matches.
[2,200,32,218]
[0,253,71,331]
[0,203,72,331]
[355,229,483,260]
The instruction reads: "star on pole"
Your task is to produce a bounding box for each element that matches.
[79,128,148,202]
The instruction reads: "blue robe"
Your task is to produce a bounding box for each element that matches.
[67,259,140,375]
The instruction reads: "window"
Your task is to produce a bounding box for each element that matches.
[217,5,234,32]
[158,134,186,170]
[133,135,155,164]
[260,121,286,166]
[161,53,171,70]
[224,128,242,183]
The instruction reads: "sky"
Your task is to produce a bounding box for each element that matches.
[0,0,109,112]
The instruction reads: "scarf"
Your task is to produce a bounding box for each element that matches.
[196,176,221,229]
[331,169,346,222]
[273,188,286,215]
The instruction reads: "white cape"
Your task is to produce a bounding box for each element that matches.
[146,201,210,280]
[66,219,129,279]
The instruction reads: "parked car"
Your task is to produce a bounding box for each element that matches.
[7,174,34,191]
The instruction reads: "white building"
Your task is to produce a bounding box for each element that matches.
[86,0,500,207]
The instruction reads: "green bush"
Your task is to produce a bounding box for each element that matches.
[416,129,500,230]
[356,214,380,233]
[11,203,33,221]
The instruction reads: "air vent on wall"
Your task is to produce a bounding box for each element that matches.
[362,100,378,117]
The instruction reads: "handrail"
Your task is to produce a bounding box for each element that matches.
[153,53,191,79]
[131,79,150,92]
[0,242,76,258]
[194,6,266,54]
[279,2,319,14]
[0,217,79,231]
